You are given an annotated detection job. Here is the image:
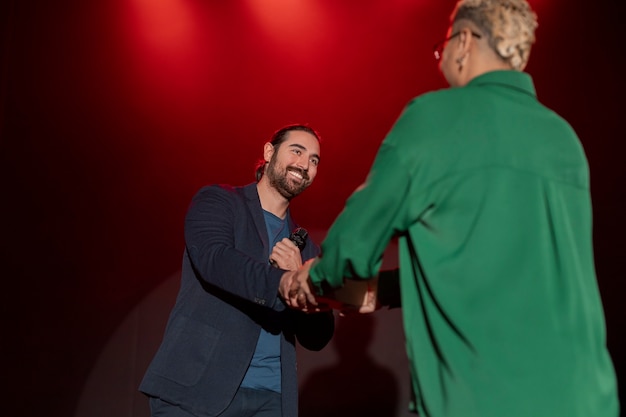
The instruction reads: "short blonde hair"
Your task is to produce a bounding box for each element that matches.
[452,0,538,70]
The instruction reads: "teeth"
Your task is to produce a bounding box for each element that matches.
[289,170,303,179]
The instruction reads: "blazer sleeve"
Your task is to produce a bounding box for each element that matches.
[184,185,286,307]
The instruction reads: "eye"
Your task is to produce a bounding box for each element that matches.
[292,149,302,156]
[310,158,319,166]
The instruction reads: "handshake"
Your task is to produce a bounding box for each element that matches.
[278,258,380,314]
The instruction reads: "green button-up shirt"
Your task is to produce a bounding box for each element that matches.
[310,70,619,417]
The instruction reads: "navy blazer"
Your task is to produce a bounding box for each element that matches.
[140,183,334,417]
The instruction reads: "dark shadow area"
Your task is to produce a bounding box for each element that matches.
[299,314,399,417]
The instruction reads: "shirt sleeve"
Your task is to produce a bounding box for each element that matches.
[309,135,413,293]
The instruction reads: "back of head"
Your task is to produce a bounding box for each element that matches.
[452,0,538,70]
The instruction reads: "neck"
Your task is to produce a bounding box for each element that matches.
[256,178,289,219]
[463,53,514,85]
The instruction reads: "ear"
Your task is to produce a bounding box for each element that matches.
[263,142,274,163]
[455,28,475,63]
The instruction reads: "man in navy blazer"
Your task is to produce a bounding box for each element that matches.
[140,124,335,417]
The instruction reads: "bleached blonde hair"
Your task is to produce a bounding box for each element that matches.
[452,0,538,70]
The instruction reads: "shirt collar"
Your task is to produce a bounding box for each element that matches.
[466,70,536,99]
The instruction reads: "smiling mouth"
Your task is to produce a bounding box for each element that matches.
[288,168,307,181]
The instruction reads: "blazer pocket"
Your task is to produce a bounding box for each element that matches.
[151,315,221,386]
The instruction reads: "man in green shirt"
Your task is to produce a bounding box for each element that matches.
[279,0,620,416]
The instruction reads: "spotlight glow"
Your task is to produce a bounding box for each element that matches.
[122,0,214,108]
[244,0,328,49]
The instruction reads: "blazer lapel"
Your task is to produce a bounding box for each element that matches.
[242,183,270,257]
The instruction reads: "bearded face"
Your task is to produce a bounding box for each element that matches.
[265,151,311,200]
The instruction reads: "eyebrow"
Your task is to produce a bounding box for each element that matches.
[288,143,320,162]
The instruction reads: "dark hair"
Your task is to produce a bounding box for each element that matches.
[255,124,321,181]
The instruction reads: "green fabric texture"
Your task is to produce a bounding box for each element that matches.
[310,70,619,417]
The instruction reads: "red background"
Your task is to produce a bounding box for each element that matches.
[1,0,623,415]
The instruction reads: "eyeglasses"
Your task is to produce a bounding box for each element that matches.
[433,31,482,60]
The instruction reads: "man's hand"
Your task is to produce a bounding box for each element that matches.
[269,238,302,270]
[279,258,319,312]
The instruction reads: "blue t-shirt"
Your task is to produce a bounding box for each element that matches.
[240,210,289,393]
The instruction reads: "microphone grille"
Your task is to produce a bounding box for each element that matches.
[290,227,308,251]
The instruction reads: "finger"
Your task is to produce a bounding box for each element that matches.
[288,290,300,308]
[291,296,302,309]
[298,280,317,306]
[281,237,297,248]
[304,291,317,306]
[297,293,307,308]
[279,271,297,304]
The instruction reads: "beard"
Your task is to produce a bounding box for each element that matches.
[266,156,310,200]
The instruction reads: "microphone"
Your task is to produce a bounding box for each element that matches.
[270,227,308,267]
[288,227,308,251]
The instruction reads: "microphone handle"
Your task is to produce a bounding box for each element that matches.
[270,227,308,267]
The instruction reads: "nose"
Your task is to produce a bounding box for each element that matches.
[296,155,309,171]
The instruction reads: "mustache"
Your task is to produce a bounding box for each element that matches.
[287,166,309,181]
